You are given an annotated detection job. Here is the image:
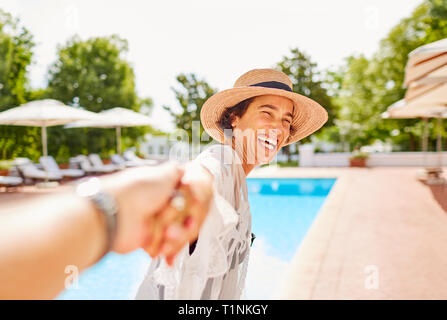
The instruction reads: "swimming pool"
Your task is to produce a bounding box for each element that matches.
[58,178,335,300]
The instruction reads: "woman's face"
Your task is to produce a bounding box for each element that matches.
[231,94,294,165]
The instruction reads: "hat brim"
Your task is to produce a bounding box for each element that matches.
[200,86,328,146]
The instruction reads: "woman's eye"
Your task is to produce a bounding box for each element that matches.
[283,120,291,127]
[262,111,272,117]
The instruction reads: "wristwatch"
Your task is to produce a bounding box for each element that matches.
[76,177,118,256]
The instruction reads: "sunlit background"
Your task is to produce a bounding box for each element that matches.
[0,0,422,132]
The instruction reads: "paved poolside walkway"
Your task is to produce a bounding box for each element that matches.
[249,166,447,299]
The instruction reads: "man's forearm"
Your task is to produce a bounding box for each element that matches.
[0,192,107,299]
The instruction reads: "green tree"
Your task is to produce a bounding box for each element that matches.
[277,48,336,127]
[276,48,337,158]
[332,0,447,151]
[0,9,41,160]
[46,35,153,161]
[163,73,217,143]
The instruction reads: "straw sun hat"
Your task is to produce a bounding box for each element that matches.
[200,68,328,145]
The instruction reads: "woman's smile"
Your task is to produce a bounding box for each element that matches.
[257,136,276,151]
[230,94,293,169]
[257,133,278,152]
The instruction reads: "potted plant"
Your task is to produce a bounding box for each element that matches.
[349,151,369,167]
[0,160,11,176]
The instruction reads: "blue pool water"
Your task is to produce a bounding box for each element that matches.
[58,178,335,299]
[247,178,335,261]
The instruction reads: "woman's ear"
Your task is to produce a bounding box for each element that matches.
[230,114,239,129]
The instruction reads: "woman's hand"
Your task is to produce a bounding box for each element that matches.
[101,162,185,254]
[101,161,213,266]
[144,162,214,265]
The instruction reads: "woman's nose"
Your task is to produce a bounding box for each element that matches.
[264,127,281,139]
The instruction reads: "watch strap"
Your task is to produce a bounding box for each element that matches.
[89,190,118,255]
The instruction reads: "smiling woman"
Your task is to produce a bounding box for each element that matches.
[135,68,328,300]
[218,96,295,170]
[227,95,295,173]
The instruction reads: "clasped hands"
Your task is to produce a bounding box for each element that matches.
[100,161,213,266]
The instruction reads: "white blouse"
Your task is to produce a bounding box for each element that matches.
[135,144,252,300]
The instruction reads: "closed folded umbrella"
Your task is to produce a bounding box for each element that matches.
[411,64,447,86]
[0,99,100,157]
[403,39,447,162]
[405,82,442,101]
[383,39,447,177]
[404,38,447,87]
[405,82,447,107]
[403,79,447,162]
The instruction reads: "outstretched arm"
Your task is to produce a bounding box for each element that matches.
[0,162,212,299]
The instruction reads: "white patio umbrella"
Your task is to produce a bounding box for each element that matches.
[382,39,447,178]
[411,64,447,86]
[0,99,100,157]
[382,99,446,166]
[404,38,447,87]
[403,40,447,158]
[385,98,447,119]
[403,80,447,160]
[65,107,155,154]
[405,82,443,101]
[405,82,447,107]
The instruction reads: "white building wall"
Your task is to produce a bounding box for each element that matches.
[141,138,447,167]
[305,152,447,167]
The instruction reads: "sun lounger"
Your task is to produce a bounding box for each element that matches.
[110,154,139,168]
[123,150,158,166]
[0,176,23,191]
[11,157,33,167]
[71,155,115,175]
[16,160,63,182]
[69,155,96,174]
[88,154,121,172]
[40,156,85,179]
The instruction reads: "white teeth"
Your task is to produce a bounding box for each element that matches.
[265,137,277,147]
[257,137,276,150]
[258,135,277,146]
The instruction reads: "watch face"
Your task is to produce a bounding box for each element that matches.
[76,177,102,197]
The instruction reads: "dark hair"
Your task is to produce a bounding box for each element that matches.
[217,97,255,137]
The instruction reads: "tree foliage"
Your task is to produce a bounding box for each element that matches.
[0,9,40,160]
[276,48,337,158]
[46,35,153,161]
[2,0,447,161]
[163,73,217,142]
[332,0,447,151]
[277,48,337,128]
